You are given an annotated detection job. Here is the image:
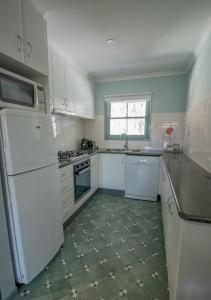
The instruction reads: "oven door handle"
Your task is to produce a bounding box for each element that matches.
[75,167,90,175]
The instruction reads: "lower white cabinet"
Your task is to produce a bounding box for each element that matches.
[91,154,99,193]
[160,158,211,300]
[99,153,125,190]
[59,164,75,223]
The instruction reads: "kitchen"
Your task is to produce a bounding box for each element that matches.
[0,1,211,300]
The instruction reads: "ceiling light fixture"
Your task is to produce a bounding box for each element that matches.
[106,38,116,44]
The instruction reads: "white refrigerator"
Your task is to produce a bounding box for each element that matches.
[0,109,64,284]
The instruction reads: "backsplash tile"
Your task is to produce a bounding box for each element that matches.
[52,115,84,152]
[184,96,211,173]
[183,32,211,173]
[83,113,185,150]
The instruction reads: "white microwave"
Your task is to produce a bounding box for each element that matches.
[0,68,45,113]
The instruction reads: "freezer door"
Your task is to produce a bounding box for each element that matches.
[8,164,64,284]
[0,109,57,175]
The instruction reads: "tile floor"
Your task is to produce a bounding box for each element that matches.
[13,192,169,300]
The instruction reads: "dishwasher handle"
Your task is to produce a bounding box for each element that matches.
[127,161,158,166]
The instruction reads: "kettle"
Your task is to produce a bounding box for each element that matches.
[81,137,89,149]
[88,140,93,148]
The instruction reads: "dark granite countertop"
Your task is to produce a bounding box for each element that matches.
[97,148,163,156]
[59,148,162,168]
[163,152,211,224]
[58,160,73,168]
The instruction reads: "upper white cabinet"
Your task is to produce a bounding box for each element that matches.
[64,63,76,114]
[21,0,48,75]
[50,49,65,111]
[0,0,23,63]
[49,47,95,119]
[0,0,48,75]
[99,154,125,190]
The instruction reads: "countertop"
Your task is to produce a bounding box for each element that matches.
[86,148,163,156]
[163,152,211,224]
[58,149,163,167]
[98,148,162,156]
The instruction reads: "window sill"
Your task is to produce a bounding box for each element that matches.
[104,136,151,141]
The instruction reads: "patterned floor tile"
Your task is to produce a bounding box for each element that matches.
[114,270,136,291]
[81,249,101,267]
[90,262,110,281]
[70,270,93,292]
[77,286,100,300]
[127,286,148,300]
[13,192,168,300]
[49,279,72,299]
[143,277,169,300]
[107,257,125,274]
[97,277,119,299]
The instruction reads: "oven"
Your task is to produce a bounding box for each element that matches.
[74,158,91,202]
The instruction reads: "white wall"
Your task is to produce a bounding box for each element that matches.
[184,31,211,173]
[83,112,185,150]
[52,115,84,152]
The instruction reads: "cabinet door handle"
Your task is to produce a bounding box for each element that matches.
[16,34,23,52]
[61,97,66,106]
[50,96,54,107]
[65,98,70,107]
[167,196,174,215]
[27,41,32,58]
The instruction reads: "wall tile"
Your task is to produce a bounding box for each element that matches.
[183,32,211,173]
[52,115,84,151]
[83,113,185,150]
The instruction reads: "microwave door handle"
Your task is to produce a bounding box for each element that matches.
[76,167,90,175]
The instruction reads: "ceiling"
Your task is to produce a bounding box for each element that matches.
[29,0,211,81]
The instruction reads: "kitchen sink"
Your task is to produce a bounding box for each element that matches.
[127,149,144,153]
[105,148,126,152]
[105,148,144,153]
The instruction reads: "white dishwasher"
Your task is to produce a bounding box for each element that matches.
[125,155,160,201]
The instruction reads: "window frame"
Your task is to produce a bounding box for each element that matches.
[104,93,151,141]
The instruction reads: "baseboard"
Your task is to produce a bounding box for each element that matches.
[98,188,124,197]
[63,190,98,227]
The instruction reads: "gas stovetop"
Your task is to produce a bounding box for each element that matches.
[58,150,89,163]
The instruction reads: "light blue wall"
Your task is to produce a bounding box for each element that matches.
[95,74,188,115]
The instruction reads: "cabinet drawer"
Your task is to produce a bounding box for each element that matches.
[61,189,75,209]
[60,177,74,197]
[59,164,73,183]
[63,203,74,223]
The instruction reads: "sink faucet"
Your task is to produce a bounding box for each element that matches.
[124,134,129,150]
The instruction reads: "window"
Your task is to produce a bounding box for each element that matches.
[105,94,151,140]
